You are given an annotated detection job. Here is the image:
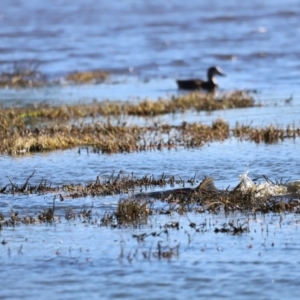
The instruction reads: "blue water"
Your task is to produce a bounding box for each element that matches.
[1,1,300,299]
[1,210,300,300]
[1,0,300,104]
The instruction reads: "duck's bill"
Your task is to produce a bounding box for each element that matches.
[217,68,226,76]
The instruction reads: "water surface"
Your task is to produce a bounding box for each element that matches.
[1,1,300,299]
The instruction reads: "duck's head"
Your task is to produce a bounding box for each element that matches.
[207,66,225,81]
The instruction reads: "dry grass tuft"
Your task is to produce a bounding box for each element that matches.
[66,70,109,84]
[116,199,151,225]
[0,64,109,88]
[0,89,254,123]
[0,64,47,88]
[0,118,232,154]
[123,90,254,116]
[1,173,300,230]
[234,123,300,143]
[1,107,300,155]
[0,91,298,155]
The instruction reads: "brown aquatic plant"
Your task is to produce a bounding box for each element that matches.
[1,171,300,216]
[66,69,109,84]
[1,170,57,194]
[0,89,254,124]
[233,123,300,143]
[214,220,249,234]
[0,116,232,155]
[154,242,179,260]
[0,97,299,155]
[0,64,110,88]
[0,63,47,88]
[115,199,151,225]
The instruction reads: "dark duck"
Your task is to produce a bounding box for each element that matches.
[176,66,225,92]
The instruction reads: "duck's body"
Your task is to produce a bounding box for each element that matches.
[176,66,225,92]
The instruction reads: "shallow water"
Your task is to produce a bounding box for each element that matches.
[1,139,300,189]
[1,138,300,299]
[1,0,300,299]
[1,211,300,300]
[1,0,300,104]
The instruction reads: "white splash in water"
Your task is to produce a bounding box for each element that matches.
[238,171,287,199]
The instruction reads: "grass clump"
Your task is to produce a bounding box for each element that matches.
[1,116,300,155]
[0,173,300,230]
[123,90,254,116]
[66,70,109,84]
[0,115,232,154]
[64,172,184,198]
[1,92,299,155]
[116,199,151,225]
[0,63,47,88]
[171,90,255,112]
[0,63,109,88]
[0,89,254,124]
[233,123,300,143]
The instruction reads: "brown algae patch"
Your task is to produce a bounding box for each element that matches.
[0,64,47,88]
[0,90,272,156]
[1,172,300,217]
[234,123,300,143]
[0,117,231,154]
[170,90,255,112]
[1,173,300,236]
[0,91,298,155]
[118,90,254,116]
[66,69,109,84]
[0,90,254,122]
[1,112,300,155]
[62,172,186,198]
[0,170,57,194]
[115,199,151,225]
[0,64,109,88]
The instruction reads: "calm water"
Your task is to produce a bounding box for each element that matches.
[1,1,300,299]
[1,0,300,104]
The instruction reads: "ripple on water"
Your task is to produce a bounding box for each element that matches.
[1,0,300,298]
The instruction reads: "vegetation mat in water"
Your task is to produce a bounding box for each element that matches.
[1,172,299,229]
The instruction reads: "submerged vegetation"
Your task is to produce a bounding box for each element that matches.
[1,90,254,120]
[0,171,300,229]
[0,63,47,88]
[0,171,299,263]
[1,65,299,242]
[0,91,299,155]
[66,69,109,84]
[116,199,151,225]
[0,64,109,88]
[0,110,299,155]
[0,117,232,154]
